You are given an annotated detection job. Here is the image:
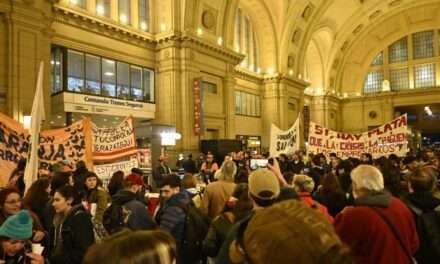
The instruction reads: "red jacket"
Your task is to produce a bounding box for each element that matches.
[299,192,334,223]
[334,197,419,264]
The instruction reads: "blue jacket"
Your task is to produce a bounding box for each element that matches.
[156,191,190,264]
[112,190,156,231]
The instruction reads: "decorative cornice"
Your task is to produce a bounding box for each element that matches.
[53,5,245,66]
[53,4,156,46]
[156,32,245,65]
[233,68,263,84]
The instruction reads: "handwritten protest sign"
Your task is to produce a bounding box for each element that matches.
[270,118,300,157]
[94,158,138,187]
[0,113,29,186]
[92,117,137,161]
[308,114,409,159]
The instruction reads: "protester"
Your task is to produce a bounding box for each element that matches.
[155,175,190,264]
[336,159,354,194]
[107,170,125,197]
[84,172,110,224]
[23,178,51,226]
[200,153,219,183]
[0,188,46,243]
[181,174,202,207]
[8,159,26,196]
[200,160,236,219]
[183,154,197,174]
[216,168,281,263]
[105,173,156,233]
[292,174,334,223]
[229,200,352,264]
[334,165,419,264]
[203,183,253,258]
[314,173,348,217]
[49,185,95,264]
[288,151,304,174]
[72,161,88,199]
[153,155,172,190]
[83,230,176,264]
[374,157,403,197]
[0,210,45,264]
[403,166,440,262]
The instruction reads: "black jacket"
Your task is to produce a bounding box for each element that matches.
[183,158,197,174]
[49,205,95,264]
[112,190,156,231]
[404,192,440,263]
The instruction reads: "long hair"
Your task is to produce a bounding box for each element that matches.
[23,177,50,212]
[108,170,125,196]
[84,230,176,264]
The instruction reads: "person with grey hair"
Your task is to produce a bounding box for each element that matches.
[200,160,237,219]
[334,165,419,264]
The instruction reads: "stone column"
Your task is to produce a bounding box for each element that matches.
[223,64,236,139]
[2,0,53,126]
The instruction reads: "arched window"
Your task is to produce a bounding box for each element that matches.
[364,30,438,94]
[234,8,259,72]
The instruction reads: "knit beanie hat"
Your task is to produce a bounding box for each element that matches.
[248,169,280,200]
[242,200,348,264]
[0,210,33,240]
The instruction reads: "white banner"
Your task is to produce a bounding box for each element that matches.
[308,114,409,159]
[270,118,300,157]
[94,159,139,187]
[92,117,137,161]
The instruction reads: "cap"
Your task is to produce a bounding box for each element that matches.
[248,169,280,200]
[125,173,144,186]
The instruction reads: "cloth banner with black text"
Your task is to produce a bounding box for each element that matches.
[307,114,409,159]
[0,113,29,186]
[270,118,300,157]
[39,120,87,174]
[92,117,137,161]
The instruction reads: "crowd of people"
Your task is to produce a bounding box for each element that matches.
[0,147,439,263]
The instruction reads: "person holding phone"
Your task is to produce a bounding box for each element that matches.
[0,210,44,264]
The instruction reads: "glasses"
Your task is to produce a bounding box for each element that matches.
[160,189,171,193]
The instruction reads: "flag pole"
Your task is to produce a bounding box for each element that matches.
[24,61,45,193]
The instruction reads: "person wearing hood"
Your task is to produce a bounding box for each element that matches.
[49,185,94,264]
[403,166,440,263]
[0,210,44,264]
[111,174,156,231]
[334,165,419,264]
[155,174,190,264]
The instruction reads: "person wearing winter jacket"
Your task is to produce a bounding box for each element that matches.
[155,175,190,264]
[403,166,440,263]
[292,174,334,223]
[49,185,94,264]
[111,173,156,231]
[334,165,419,264]
[84,172,110,224]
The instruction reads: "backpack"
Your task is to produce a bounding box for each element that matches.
[407,203,440,257]
[102,203,131,235]
[177,201,210,263]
